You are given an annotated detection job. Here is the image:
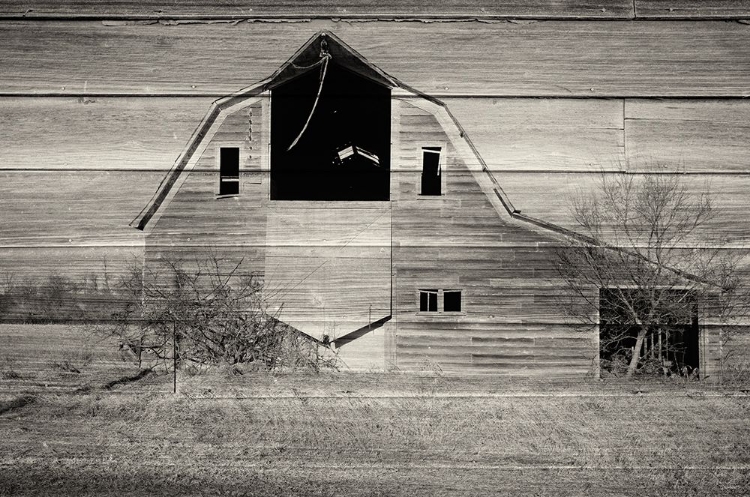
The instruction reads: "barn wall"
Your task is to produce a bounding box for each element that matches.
[263,202,391,341]
[1,21,749,97]
[2,2,750,19]
[1,5,749,378]
[144,94,392,343]
[392,101,598,375]
[334,320,391,371]
[144,101,268,278]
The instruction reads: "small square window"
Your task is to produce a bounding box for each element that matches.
[444,291,462,312]
[419,290,438,312]
[219,147,240,196]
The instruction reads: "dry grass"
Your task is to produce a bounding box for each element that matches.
[1,324,749,495]
[0,324,137,394]
[1,385,749,496]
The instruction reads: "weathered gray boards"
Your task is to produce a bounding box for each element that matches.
[130,32,733,375]
[1,3,749,376]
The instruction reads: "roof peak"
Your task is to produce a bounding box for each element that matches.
[267,30,398,90]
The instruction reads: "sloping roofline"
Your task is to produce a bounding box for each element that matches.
[128,31,617,249]
[130,30,717,291]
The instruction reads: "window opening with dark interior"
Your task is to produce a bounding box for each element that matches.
[419,289,438,312]
[599,288,700,376]
[219,147,240,196]
[421,147,442,196]
[444,290,462,312]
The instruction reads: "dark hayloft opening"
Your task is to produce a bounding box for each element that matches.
[271,61,391,201]
[599,289,700,376]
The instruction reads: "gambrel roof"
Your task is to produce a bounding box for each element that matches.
[130,30,582,243]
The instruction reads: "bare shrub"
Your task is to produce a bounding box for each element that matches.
[101,253,337,373]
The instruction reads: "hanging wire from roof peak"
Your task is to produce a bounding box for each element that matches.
[286,36,333,151]
[320,34,329,57]
[290,34,332,71]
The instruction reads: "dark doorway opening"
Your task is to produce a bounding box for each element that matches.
[271,61,391,201]
[599,289,700,376]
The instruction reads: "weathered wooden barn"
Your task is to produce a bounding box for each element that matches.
[2,4,749,379]
[130,32,722,376]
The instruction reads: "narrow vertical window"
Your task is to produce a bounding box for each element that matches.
[219,147,240,196]
[420,147,442,196]
[444,291,462,312]
[419,289,438,312]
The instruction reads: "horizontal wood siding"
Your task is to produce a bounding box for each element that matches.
[3,97,748,175]
[447,98,626,172]
[635,1,750,18]
[393,100,598,375]
[1,21,748,97]
[145,102,268,284]
[2,97,748,284]
[0,1,636,19]
[144,99,391,341]
[2,14,749,378]
[496,173,750,247]
[624,100,750,173]
[263,204,391,341]
[3,1,750,20]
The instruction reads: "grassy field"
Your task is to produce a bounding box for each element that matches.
[1,325,750,496]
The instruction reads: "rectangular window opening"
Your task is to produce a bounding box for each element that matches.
[599,288,700,378]
[420,147,442,196]
[219,147,240,196]
[444,290,462,312]
[419,289,438,312]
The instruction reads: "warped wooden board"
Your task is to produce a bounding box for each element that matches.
[635,1,750,18]
[0,1,633,19]
[4,97,750,174]
[1,21,749,96]
[625,99,750,173]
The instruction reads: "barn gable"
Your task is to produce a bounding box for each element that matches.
[131,30,570,242]
[131,32,397,231]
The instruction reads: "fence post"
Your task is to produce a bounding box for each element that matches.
[173,320,177,394]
